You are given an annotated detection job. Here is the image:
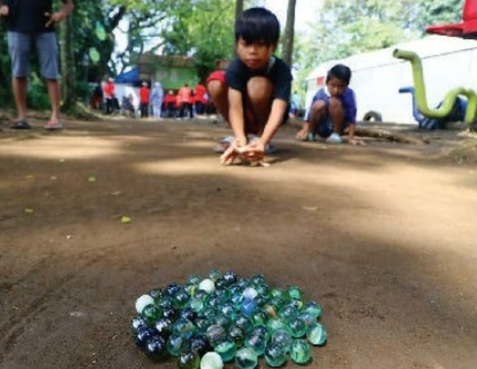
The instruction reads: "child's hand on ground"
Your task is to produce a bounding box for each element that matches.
[0,5,9,17]
[240,141,265,161]
[348,137,366,146]
[295,128,309,141]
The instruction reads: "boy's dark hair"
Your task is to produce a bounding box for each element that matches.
[235,7,280,46]
[326,64,352,85]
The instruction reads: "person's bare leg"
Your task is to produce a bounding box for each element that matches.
[207,80,229,122]
[329,97,344,134]
[245,77,272,135]
[296,100,326,140]
[12,77,28,121]
[46,79,61,125]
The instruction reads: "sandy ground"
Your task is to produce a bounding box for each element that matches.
[0,116,476,369]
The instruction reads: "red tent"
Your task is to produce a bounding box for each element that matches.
[426,0,477,39]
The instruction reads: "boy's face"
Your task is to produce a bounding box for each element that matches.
[326,76,347,97]
[236,38,276,70]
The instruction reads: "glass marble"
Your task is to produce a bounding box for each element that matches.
[135,326,154,348]
[188,274,202,285]
[264,343,287,367]
[303,301,322,320]
[290,339,312,365]
[214,339,237,362]
[135,294,155,314]
[181,307,197,321]
[154,317,173,336]
[241,298,257,317]
[173,289,191,309]
[165,283,181,297]
[289,317,307,338]
[146,336,166,361]
[190,334,210,356]
[199,279,216,294]
[267,318,286,333]
[251,311,268,326]
[179,351,201,369]
[142,304,162,324]
[149,288,163,302]
[205,324,227,347]
[287,286,303,301]
[208,269,223,282]
[200,352,224,369]
[228,325,245,347]
[271,329,293,352]
[167,334,188,357]
[244,334,267,356]
[130,316,148,335]
[223,271,237,285]
[235,347,258,369]
[298,312,316,327]
[173,318,195,339]
[279,304,298,322]
[235,315,253,333]
[306,323,327,346]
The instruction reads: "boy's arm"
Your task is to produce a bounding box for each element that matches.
[241,98,287,160]
[260,99,288,145]
[45,0,74,27]
[228,88,247,146]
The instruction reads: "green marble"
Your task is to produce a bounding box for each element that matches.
[290,339,312,365]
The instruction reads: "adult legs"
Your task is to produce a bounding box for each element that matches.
[11,77,28,122]
[46,79,61,125]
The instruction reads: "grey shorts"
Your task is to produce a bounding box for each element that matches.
[7,31,59,80]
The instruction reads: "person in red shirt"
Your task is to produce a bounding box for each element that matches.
[163,90,177,118]
[194,83,207,115]
[103,77,115,114]
[139,81,151,118]
[178,83,194,119]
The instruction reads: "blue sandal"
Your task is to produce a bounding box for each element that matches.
[9,120,31,129]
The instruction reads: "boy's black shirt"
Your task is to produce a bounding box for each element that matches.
[6,0,55,33]
[225,56,293,103]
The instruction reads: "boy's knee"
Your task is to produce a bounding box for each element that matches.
[310,100,326,119]
[328,97,343,113]
[207,80,227,99]
[247,77,272,102]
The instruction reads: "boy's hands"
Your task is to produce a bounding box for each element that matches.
[0,5,9,17]
[219,137,268,166]
[295,128,309,141]
[240,140,265,161]
[45,11,68,27]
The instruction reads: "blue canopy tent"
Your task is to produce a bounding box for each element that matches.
[115,68,144,87]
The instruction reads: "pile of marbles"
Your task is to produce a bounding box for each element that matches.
[131,271,327,369]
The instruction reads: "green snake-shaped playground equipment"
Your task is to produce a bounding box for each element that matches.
[393,49,477,124]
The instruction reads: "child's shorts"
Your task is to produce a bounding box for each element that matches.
[315,114,347,138]
[7,31,59,79]
[206,70,226,85]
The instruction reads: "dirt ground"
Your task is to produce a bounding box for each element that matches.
[0,115,476,369]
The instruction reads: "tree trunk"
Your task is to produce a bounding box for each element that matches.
[282,0,297,67]
[232,0,244,57]
[59,15,76,111]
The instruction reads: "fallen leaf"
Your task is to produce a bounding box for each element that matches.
[88,175,97,183]
[24,208,34,215]
[121,215,132,224]
[24,175,34,179]
[302,206,318,211]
